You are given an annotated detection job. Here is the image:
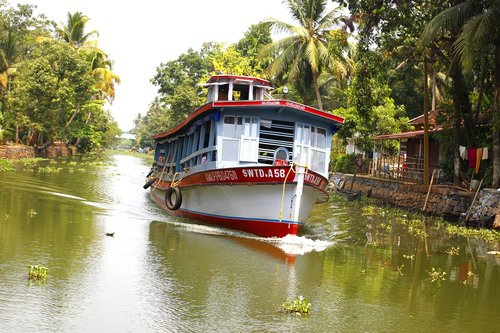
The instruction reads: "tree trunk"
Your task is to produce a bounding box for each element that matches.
[312,71,323,110]
[492,45,500,188]
[451,65,466,185]
[74,112,93,148]
[65,109,79,128]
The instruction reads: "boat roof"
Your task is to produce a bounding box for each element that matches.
[204,75,271,86]
[152,100,345,140]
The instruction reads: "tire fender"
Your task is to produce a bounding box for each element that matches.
[165,187,182,210]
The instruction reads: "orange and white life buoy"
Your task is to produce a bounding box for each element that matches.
[158,155,164,164]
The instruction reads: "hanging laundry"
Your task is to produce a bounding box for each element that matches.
[467,148,477,169]
[475,148,482,174]
[482,147,488,160]
[459,146,467,159]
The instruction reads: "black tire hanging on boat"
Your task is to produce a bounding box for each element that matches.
[165,187,182,210]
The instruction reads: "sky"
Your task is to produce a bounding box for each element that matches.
[14,0,293,131]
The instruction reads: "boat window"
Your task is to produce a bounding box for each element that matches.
[223,116,235,137]
[316,127,326,149]
[221,138,239,161]
[294,123,328,174]
[221,115,259,162]
[219,84,229,101]
[203,121,211,148]
[311,150,326,172]
[223,116,245,138]
[232,84,249,100]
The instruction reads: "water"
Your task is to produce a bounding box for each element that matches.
[0,153,499,332]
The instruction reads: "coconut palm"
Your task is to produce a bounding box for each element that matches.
[86,47,121,103]
[55,12,98,48]
[0,30,18,94]
[421,0,500,187]
[260,0,348,110]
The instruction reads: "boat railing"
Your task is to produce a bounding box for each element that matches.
[264,92,275,100]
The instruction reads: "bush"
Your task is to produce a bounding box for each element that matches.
[331,154,357,173]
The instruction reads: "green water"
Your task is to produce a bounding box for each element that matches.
[0,153,499,332]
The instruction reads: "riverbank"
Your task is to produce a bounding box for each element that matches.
[331,173,500,229]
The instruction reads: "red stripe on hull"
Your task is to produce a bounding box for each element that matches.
[151,191,300,238]
[153,165,329,194]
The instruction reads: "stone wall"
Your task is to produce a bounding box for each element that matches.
[331,173,500,227]
[0,145,36,159]
[0,142,75,159]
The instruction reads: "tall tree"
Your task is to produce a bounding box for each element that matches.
[420,0,498,185]
[446,0,500,187]
[55,12,98,48]
[259,0,348,110]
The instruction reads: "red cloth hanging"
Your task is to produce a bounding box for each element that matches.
[467,148,477,169]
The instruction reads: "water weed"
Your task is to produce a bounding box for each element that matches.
[27,265,48,280]
[427,268,446,285]
[280,296,311,315]
[0,159,14,172]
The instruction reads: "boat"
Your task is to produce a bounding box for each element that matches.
[145,75,344,237]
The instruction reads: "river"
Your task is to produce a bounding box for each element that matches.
[0,153,499,332]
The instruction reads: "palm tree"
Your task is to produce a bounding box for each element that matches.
[421,0,500,187]
[55,12,98,48]
[259,0,348,110]
[86,48,121,103]
[0,30,18,95]
[52,12,120,133]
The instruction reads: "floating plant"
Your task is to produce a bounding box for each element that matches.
[427,267,446,285]
[280,296,311,315]
[445,247,460,256]
[27,265,48,280]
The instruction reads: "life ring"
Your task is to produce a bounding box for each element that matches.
[165,187,182,210]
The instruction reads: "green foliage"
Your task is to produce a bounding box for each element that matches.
[236,23,272,73]
[27,264,48,280]
[331,154,356,173]
[209,44,257,77]
[0,158,13,171]
[280,296,311,315]
[440,225,500,243]
[260,0,349,109]
[335,82,411,153]
[0,5,119,152]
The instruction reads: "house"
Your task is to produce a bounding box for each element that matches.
[372,110,444,182]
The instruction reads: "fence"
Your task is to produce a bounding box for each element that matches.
[370,154,440,183]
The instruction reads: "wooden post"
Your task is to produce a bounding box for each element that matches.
[423,57,430,185]
[465,177,484,222]
[423,169,436,212]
